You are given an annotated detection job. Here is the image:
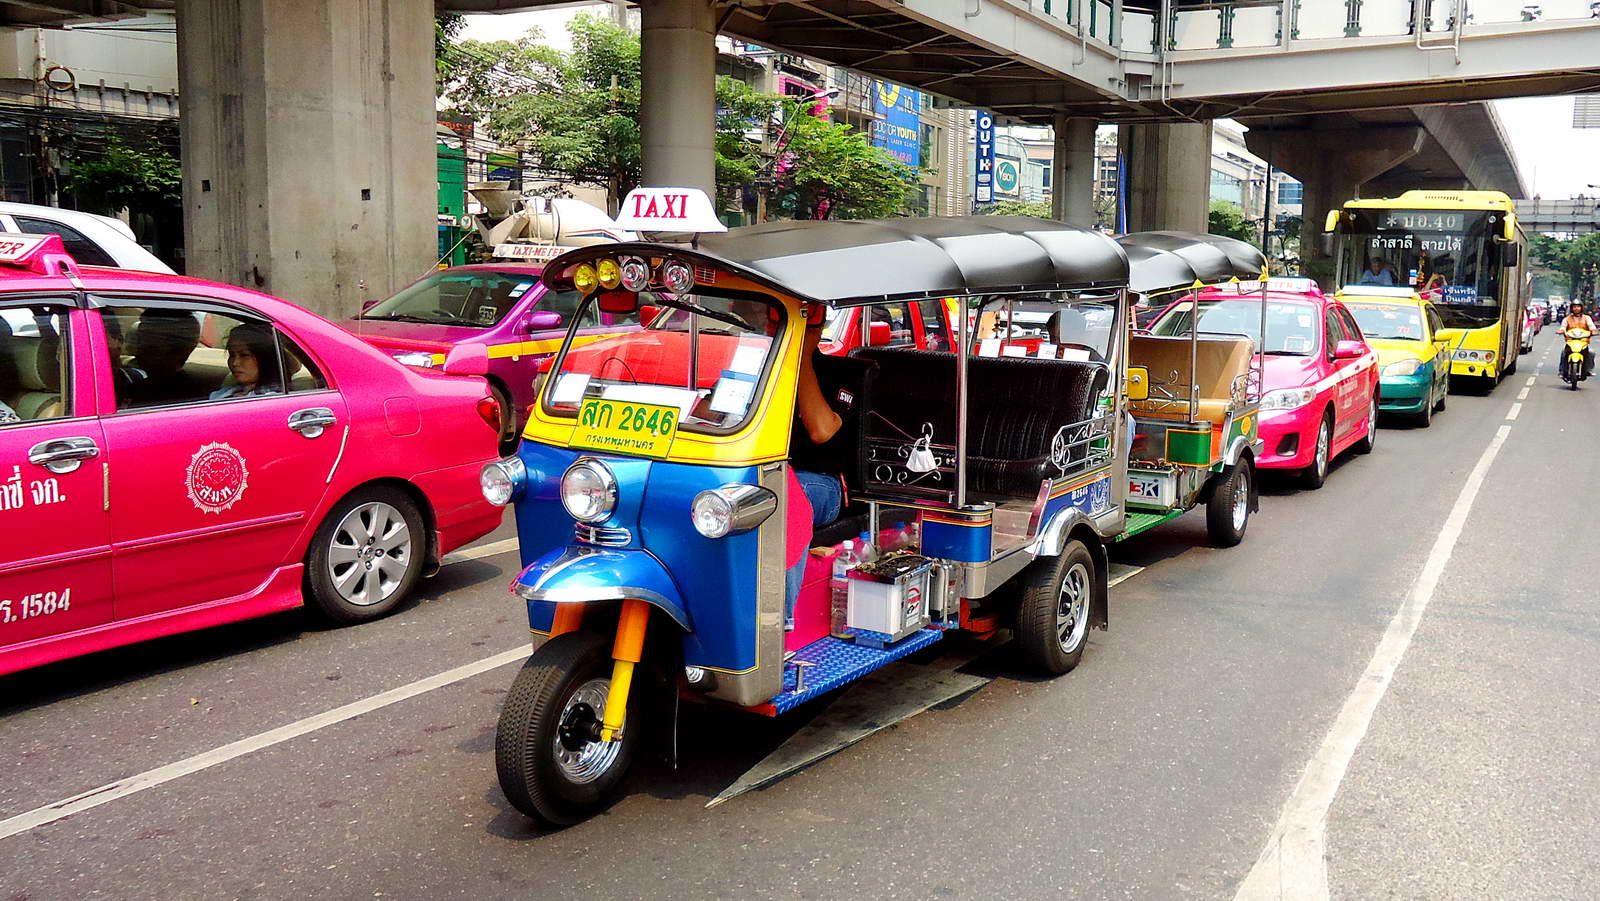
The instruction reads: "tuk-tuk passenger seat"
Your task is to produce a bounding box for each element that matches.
[1127,334,1253,426]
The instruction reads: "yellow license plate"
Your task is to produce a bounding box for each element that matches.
[568,399,679,458]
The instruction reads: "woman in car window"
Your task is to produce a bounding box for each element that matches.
[210,322,282,400]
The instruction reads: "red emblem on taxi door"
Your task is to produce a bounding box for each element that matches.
[185,441,249,514]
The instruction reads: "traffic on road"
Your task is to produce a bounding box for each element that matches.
[1,185,1590,899]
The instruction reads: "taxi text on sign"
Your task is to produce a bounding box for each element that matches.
[614,188,727,234]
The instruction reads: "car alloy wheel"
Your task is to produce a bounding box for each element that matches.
[327,501,413,607]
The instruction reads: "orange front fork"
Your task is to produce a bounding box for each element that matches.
[600,598,651,742]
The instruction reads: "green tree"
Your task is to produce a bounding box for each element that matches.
[1208,199,1258,246]
[1532,233,1600,299]
[714,77,778,212]
[770,102,919,220]
[976,199,1052,218]
[63,137,181,215]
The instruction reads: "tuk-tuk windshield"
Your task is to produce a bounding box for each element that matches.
[1151,297,1317,356]
[542,294,784,434]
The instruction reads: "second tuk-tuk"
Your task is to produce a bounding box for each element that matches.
[479,200,1167,825]
[1116,231,1268,547]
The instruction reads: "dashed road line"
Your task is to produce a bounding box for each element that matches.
[443,536,519,564]
[1506,402,1522,420]
[1234,420,1516,901]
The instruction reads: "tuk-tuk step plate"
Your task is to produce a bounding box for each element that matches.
[772,629,944,714]
[1114,509,1186,542]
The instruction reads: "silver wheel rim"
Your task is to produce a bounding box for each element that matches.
[1231,468,1250,532]
[553,678,622,784]
[1315,422,1330,477]
[1366,400,1377,442]
[1056,562,1091,655]
[327,501,413,606]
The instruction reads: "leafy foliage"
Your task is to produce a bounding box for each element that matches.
[1532,233,1600,299]
[63,137,181,215]
[769,102,919,220]
[1208,199,1258,246]
[977,199,1052,218]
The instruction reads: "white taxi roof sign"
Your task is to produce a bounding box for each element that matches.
[0,231,79,281]
[0,233,53,264]
[613,187,727,234]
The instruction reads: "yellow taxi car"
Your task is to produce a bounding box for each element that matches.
[1340,288,1452,427]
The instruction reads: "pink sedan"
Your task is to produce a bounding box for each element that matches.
[0,235,503,676]
[1148,280,1380,488]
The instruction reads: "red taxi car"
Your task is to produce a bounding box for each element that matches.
[0,235,503,676]
[1149,279,1380,488]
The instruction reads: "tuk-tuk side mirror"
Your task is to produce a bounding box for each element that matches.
[441,343,490,376]
[597,290,639,315]
[1126,366,1149,401]
[524,311,562,332]
[639,304,659,326]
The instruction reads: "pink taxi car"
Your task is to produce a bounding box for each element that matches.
[0,235,503,676]
[1149,279,1380,488]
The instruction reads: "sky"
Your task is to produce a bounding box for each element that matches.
[457,11,1597,200]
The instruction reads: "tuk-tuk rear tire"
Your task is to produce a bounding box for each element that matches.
[1205,462,1251,548]
[495,630,638,827]
[1014,540,1096,676]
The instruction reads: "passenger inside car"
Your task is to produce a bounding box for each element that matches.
[126,309,203,407]
[0,319,20,424]
[210,322,284,399]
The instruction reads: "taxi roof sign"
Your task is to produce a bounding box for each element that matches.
[0,232,80,279]
[613,187,726,234]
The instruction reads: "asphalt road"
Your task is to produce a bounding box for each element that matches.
[3,334,1592,901]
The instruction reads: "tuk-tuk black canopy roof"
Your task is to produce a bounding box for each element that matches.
[1116,231,1267,295]
[540,216,1130,306]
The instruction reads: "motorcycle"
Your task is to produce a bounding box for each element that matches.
[1562,327,1592,390]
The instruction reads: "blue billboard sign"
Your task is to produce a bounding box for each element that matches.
[870,81,921,167]
[974,110,995,204]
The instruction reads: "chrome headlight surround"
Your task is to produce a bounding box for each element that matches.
[1261,386,1317,412]
[392,351,436,368]
[480,456,527,507]
[560,457,618,523]
[1382,358,1423,377]
[690,483,777,539]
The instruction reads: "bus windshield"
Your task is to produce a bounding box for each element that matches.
[1337,208,1506,328]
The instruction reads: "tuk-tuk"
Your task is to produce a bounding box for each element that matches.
[479,194,1142,825]
[1117,232,1268,547]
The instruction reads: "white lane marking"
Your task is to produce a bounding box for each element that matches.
[443,536,519,565]
[0,647,531,842]
[1108,563,1144,588]
[1234,423,1513,901]
[1516,387,1530,401]
[1506,402,1522,421]
[1525,376,1537,387]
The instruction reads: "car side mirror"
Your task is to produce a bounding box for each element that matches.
[360,299,380,313]
[1333,339,1366,360]
[868,321,891,346]
[639,304,659,326]
[441,343,489,376]
[524,311,562,332]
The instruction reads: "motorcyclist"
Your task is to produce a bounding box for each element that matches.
[1559,300,1597,377]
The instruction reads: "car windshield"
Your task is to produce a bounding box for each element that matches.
[1151,296,1318,356]
[1344,302,1425,341]
[976,297,1116,361]
[544,294,784,434]
[360,270,547,328]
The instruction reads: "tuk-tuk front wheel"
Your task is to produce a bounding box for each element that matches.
[1015,540,1096,676]
[495,630,638,827]
[1206,462,1252,548]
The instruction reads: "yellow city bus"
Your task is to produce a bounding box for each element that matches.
[1327,190,1528,387]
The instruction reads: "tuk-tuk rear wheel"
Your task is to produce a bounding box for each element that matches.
[1205,462,1251,548]
[1015,540,1096,676]
[495,630,638,827]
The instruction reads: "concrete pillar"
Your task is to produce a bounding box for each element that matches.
[1118,121,1213,233]
[1051,115,1098,228]
[1247,125,1424,283]
[639,0,716,196]
[177,0,435,319]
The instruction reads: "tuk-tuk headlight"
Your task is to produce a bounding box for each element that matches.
[480,457,527,507]
[561,458,617,523]
[596,258,622,290]
[691,483,777,539]
[663,260,695,295]
[619,257,650,292]
[573,263,598,295]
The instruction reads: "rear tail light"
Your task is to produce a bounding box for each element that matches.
[476,396,502,433]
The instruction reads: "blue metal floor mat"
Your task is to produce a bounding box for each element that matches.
[772,629,944,714]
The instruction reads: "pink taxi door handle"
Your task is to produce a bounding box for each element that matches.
[287,407,336,439]
[28,436,99,474]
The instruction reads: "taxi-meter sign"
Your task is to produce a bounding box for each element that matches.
[614,187,727,234]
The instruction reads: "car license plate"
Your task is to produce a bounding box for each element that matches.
[568,399,678,458]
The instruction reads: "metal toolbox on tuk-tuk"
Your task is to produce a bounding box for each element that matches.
[476,187,1157,828]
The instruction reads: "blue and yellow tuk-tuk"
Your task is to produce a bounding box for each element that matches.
[478,207,1146,825]
[1116,232,1268,547]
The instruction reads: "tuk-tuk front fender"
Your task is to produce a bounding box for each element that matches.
[512,545,691,631]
